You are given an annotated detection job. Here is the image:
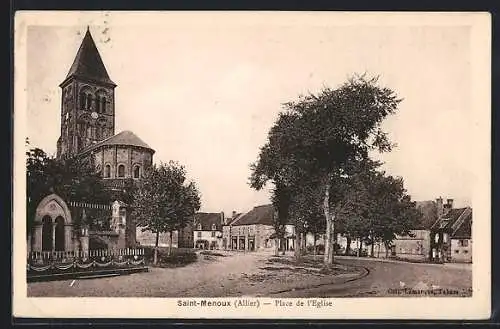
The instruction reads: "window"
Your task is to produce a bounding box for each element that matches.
[133,165,141,179]
[117,164,125,178]
[86,94,92,110]
[80,93,86,109]
[211,224,216,231]
[197,223,202,230]
[459,239,469,247]
[211,231,215,237]
[104,165,111,178]
[101,97,106,113]
[463,250,469,254]
[96,96,106,113]
[455,250,459,254]
[197,232,201,238]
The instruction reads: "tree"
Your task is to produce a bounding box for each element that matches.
[26,147,109,234]
[250,74,402,266]
[131,161,201,264]
[270,181,291,256]
[367,172,421,257]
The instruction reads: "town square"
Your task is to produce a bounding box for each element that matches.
[22,15,479,302]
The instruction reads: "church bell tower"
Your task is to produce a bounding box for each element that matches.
[57,27,117,159]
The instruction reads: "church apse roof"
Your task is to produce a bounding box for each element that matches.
[81,130,155,154]
[61,28,116,87]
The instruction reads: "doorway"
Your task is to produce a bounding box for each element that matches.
[41,216,52,251]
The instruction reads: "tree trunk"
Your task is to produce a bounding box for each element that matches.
[168,231,173,256]
[154,230,160,265]
[323,181,333,266]
[274,238,279,256]
[370,236,375,257]
[294,229,301,260]
[313,234,317,257]
[345,236,351,255]
[385,241,390,258]
[357,239,361,257]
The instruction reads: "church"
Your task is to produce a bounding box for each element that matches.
[29,28,155,254]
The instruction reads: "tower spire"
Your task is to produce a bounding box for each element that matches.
[59,26,116,87]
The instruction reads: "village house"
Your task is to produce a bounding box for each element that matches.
[29,28,154,254]
[221,211,242,249]
[222,204,304,252]
[135,222,194,249]
[193,212,224,249]
[430,198,472,263]
[223,205,276,251]
[368,197,472,263]
[136,230,180,248]
[178,222,195,248]
[369,200,436,260]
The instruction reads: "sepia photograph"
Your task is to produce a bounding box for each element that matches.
[13,11,490,319]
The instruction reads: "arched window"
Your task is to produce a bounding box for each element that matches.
[86,126,92,139]
[86,94,92,110]
[100,96,106,113]
[104,164,111,178]
[117,164,125,178]
[96,96,100,113]
[133,165,140,179]
[80,93,86,109]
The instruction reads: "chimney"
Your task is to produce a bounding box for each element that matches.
[436,197,444,218]
[446,198,454,208]
[442,198,453,216]
[220,211,225,225]
[232,210,237,219]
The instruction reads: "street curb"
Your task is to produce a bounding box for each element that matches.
[336,255,472,270]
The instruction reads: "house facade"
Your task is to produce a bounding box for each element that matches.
[370,200,437,260]
[193,212,224,249]
[223,205,276,251]
[430,199,472,263]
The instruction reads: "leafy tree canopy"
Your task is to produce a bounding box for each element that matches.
[26,147,109,232]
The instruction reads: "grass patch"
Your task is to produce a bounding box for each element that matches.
[142,246,197,268]
[267,255,357,275]
[199,251,226,257]
[392,256,440,264]
[241,272,276,282]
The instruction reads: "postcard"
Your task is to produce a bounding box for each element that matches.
[13,11,491,319]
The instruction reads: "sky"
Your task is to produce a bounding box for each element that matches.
[25,15,474,215]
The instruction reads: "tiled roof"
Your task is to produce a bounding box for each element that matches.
[430,207,472,239]
[62,29,115,86]
[194,212,223,231]
[452,211,472,239]
[82,130,154,154]
[231,204,275,226]
[224,213,243,226]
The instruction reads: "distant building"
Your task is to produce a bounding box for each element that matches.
[136,229,179,248]
[135,222,194,249]
[370,197,472,263]
[193,212,224,249]
[178,222,194,248]
[430,198,472,263]
[223,205,276,251]
[371,200,437,260]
